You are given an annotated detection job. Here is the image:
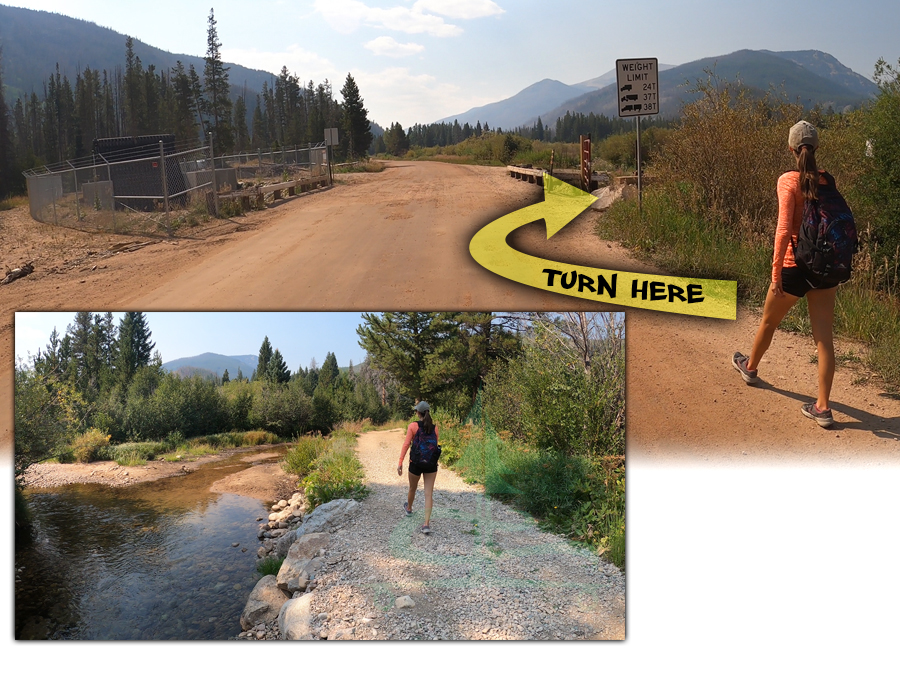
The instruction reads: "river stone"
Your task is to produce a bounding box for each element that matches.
[278,594,315,640]
[265,528,287,540]
[239,575,291,631]
[296,498,360,537]
[277,533,330,591]
[278,500,288,507]
[330,626,355,640]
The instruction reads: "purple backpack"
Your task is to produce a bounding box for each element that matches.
[410,423,441,465]
[791,171,857,286]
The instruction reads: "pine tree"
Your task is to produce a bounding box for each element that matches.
[0,46,20,196]
[255,336,273,381]
[222,369,230,384]
[233,94,249,152]
[319,352,340,389]
[203,8,233,153]
[116,312,155,384]
[339,73,372,160]
[266,349,290,384]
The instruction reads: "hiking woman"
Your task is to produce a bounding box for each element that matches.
[732,120,838,428]
[397,401,439,534]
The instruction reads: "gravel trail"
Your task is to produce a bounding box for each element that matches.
[304,429,625,640]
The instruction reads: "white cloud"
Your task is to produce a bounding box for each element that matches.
[353,67,496,127]
[221,45,336,83]
[412,0,505,20]
[364,36,425,57]
[313,0,462,37]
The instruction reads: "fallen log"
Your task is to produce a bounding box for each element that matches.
[1,262,35,286]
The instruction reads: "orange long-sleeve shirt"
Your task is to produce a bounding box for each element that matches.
[399,421,439,464]
[772,170,827,285]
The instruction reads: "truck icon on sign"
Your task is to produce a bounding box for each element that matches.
[622,104,639,112]
[619,84,632,92]
[620,94,638,102]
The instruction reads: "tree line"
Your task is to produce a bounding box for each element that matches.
[0,9,374,197]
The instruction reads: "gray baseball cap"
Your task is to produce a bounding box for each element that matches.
[413,401,430,413]
[789,120,819,151]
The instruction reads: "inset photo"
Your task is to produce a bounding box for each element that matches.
[14,311,625,640]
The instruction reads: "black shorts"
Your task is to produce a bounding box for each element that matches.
[780,266,839,298]
[408,460,438,476]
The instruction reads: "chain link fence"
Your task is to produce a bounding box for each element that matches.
[23,139,331,236]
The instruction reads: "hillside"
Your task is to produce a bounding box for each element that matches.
[534,49,877,126]
[162,353,258,379]
[0,4,276,103]
[434,78,592,129]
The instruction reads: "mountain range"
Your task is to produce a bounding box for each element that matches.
[162,353,258,380]
[438,50,877,130]
[0,4,276,103]
[0,3,880,134]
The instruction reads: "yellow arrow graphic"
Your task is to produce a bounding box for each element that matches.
[469,174,737,320]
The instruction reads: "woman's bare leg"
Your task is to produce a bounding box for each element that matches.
[407,471,420,510]
[806,286,837,411]
[422,472,437,526]
[748,287,801,371]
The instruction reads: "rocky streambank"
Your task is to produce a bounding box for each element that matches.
[234,429,625,641]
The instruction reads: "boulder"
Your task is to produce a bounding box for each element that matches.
[277,533,330,592]
[273,530,298,559]
[278,594,315,640]
[395,596,415,609]
[239,575,290,631]
[296,498,360,537]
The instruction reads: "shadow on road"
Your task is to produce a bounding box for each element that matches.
[755,381,900,441]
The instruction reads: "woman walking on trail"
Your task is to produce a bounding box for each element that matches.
[732,120,839,428]
[397,401,439,534]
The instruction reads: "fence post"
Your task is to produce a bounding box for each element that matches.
[209,132,219,217]
[258,147,262,171]
[159,141,172,236]
[67,161,82,222]
[106,160,117,230]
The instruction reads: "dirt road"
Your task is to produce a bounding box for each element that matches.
[299,429,624,640]
[3,161,899,461]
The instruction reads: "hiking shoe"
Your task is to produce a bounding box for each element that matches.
[732,352,759,384]
[420,525,431,535]
[801,402,834,428]
[403,501,412,517]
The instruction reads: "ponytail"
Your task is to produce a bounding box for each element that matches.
[797,145,819,201]
[419,410,434,435]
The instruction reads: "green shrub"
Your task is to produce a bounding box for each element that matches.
[256,556,285,577]
[243,430,278,446]
[71,428,111,463]
[107,442,165,465]
[282,434,328,478]
[302,439,368,509]
[164,430,185,450]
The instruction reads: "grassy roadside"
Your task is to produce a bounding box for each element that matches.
[434,414,625,568]
[597,192,900,390]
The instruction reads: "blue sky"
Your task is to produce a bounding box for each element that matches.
[6,0,899,127]
[14,312,371,371]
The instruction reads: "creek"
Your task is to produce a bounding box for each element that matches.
[14,446,290,640]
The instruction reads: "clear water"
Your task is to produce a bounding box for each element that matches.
[15,448,288,640]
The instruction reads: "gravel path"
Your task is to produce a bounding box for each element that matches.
[304,429,625,640]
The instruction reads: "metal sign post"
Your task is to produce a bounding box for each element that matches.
[324,127,339,185]
[616,58,658,216]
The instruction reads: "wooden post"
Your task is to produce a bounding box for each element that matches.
[580,135,592,192]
